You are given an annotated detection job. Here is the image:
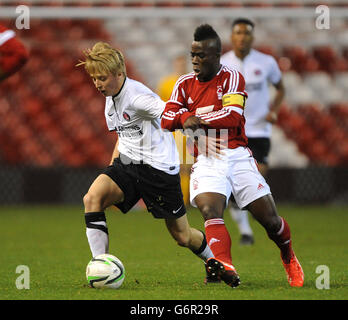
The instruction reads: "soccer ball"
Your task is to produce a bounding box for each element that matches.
[86,254,125,289]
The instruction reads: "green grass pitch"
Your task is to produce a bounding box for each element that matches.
[0,204,347,300]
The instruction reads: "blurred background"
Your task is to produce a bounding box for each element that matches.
[0,0,347,206]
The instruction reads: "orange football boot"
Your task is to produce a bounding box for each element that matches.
[282,253,304,287]
[205,257,240,288]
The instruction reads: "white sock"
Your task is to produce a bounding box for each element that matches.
[192,231,214,261]
[229,206,253,236]
[85,212,109,257]
[197,244,214,261]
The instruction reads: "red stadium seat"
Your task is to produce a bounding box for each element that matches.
[312,46,348,73]
[7,16,344,168]
[64,152,88,167]
[255,45,279,59]
[342,47,348,61]
[337,143,348,165]
[22,98,44,117]
[282,46,309,73]
[213,1,242,7]
[307,141,328,161]
[10,125,35,149]
[313,46,337,63]
[303,56,320,72]
[244,2,272,8]
[41,83,65,106]
[66,26,85,41]
[3,18,121,168]
[330,57,348,72]
[330,102,348,119]
[295,127,317,152]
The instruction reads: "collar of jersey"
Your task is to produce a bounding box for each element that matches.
[112,77,127,101]
[195,65,223,84]
[233,48,255,62]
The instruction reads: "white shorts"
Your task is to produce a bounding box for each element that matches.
[190,147,271,209]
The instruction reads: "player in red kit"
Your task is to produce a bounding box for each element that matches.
[0,23,28,82]
[161,24,304,288]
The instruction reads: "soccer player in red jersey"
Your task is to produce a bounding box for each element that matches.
[161,24,304,288]
[0,23,28,82]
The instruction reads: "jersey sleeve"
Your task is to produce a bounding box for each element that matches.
[0,26,28,78]
[133,93,166,120]
[267,56,282,85]
[161,75,194,131]
[197,70,247,129]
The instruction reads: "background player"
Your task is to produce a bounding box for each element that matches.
[221,18,285,245]
[157,53,191,205]
[161,24,303,288]
[157,53,188,102]
[0,23,28,82]
[77,42,214,282]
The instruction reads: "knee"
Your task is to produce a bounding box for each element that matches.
[83,192,103,211]
[248,196,281,233]
[264,215,282,234]
[199,204,221,221]
[174,233,191,248]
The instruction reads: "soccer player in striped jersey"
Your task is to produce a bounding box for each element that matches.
[77,42,214,282]
[161,24,303,288]
[0,23,28,82]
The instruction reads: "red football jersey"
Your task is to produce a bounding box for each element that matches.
[161,65,248,150]
[0,24,28,77]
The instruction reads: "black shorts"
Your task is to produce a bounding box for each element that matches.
[247,138,271,165]
[103,155,186,219]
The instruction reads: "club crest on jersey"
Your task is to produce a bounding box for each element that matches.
[123,112,131,121]
[217,86,223,100]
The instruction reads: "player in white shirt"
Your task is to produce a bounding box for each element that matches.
[77,42,213,280]
[221,18,285,245]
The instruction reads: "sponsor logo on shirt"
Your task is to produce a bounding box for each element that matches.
[123,112,131,121]
[245,82,262,92]
[115,125,143,138]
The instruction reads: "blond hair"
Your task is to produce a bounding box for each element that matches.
[77,42,126,76]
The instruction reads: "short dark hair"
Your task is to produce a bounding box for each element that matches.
[194,24,221,53]
[232,18,255,30]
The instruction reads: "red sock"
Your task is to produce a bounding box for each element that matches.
[204,218,232,265]
[267,217,293,263]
